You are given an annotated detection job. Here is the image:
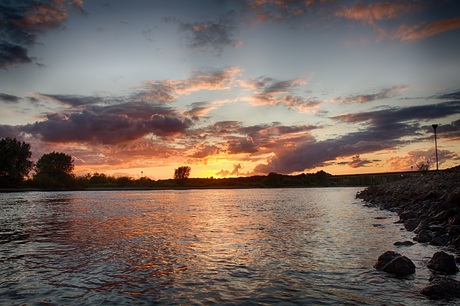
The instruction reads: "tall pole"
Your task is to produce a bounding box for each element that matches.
[432,124,439,171]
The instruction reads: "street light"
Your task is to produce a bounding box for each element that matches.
[432,124,439,171]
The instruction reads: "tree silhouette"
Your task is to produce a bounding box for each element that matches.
[0,137,33,187]
[34,152,74,187]
[174,166,191,180]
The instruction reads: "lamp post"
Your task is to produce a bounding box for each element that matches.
[431,124,439,171]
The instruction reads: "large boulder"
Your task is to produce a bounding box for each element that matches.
[374,251,416,276]
[427,251,459,275]
[414,220,429,234]
[414,229,433,243]
[421,276,460,300]
[404,218,419,232]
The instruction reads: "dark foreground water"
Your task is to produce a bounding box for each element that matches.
[0,188,458,305]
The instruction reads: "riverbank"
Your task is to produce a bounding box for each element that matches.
[356,166,460,252]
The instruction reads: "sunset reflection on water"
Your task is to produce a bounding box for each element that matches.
[0,188,451,305]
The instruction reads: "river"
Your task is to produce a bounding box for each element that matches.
[0,188,457,305]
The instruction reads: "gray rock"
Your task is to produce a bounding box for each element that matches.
[430,234,451,246]
[414,220,429,234]
[421,276,460,300]
[394,241,414,246]
[374,251,415,276]
[374,251,399,270]
[449,225,460,236]
[399,210,418,221]
[404,218,419,231]
[427,251,459,275]
[414,229,433,243]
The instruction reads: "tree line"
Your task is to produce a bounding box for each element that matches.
[0,137,196,189]
[0,137,74,188]
[1,137,408,190]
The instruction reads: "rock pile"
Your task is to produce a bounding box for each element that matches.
[357,166,460,300]
[357,166,460,249]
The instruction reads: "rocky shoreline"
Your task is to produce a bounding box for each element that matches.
[357,166,460,250]
[356,165,460,300]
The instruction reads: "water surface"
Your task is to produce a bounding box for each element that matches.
[0,188,457,305]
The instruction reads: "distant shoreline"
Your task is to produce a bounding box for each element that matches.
[0,169,446,193]
[0,185,359,193]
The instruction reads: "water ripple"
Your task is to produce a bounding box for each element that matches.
[0,189,458,305]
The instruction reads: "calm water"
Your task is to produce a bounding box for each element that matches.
[0,188,457,305]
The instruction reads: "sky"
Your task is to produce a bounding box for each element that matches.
[1,0,460,180]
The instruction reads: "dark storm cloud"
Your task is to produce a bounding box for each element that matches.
[253,124,413,174]
[0,124,21,139]
[0,0,82,68]
[21,102,192,144]
[0,93,20,103]
[0,43,32,68]
[422,119,460,141]
[253,101,460,174]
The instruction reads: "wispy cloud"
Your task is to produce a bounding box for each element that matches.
[37,93,103,107]
[335,1,460,42]
[332,86,408,104]
[0,93,20,103]
[139,66,241,102]
[169,11,240,55]
[241,76,319,111]
[335,2,412,23]
[333,101,460,126]
[184,102,215,120]
[215,163,243,177]
[394,17,460,41]
[435,90,460,100]
[245,0,318,22]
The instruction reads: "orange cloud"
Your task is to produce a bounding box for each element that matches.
[335,2,412,23]
[142,66,241,102]
[19,2,68,30]
[394,17,460,41]
[387,148,459,171]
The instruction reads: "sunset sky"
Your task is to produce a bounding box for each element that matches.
[1,0,460,179]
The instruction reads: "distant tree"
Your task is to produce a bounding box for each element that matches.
[35,152,74,182]
[174,166,191,180]
[416,160,430,173]
[0,137,33,187]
